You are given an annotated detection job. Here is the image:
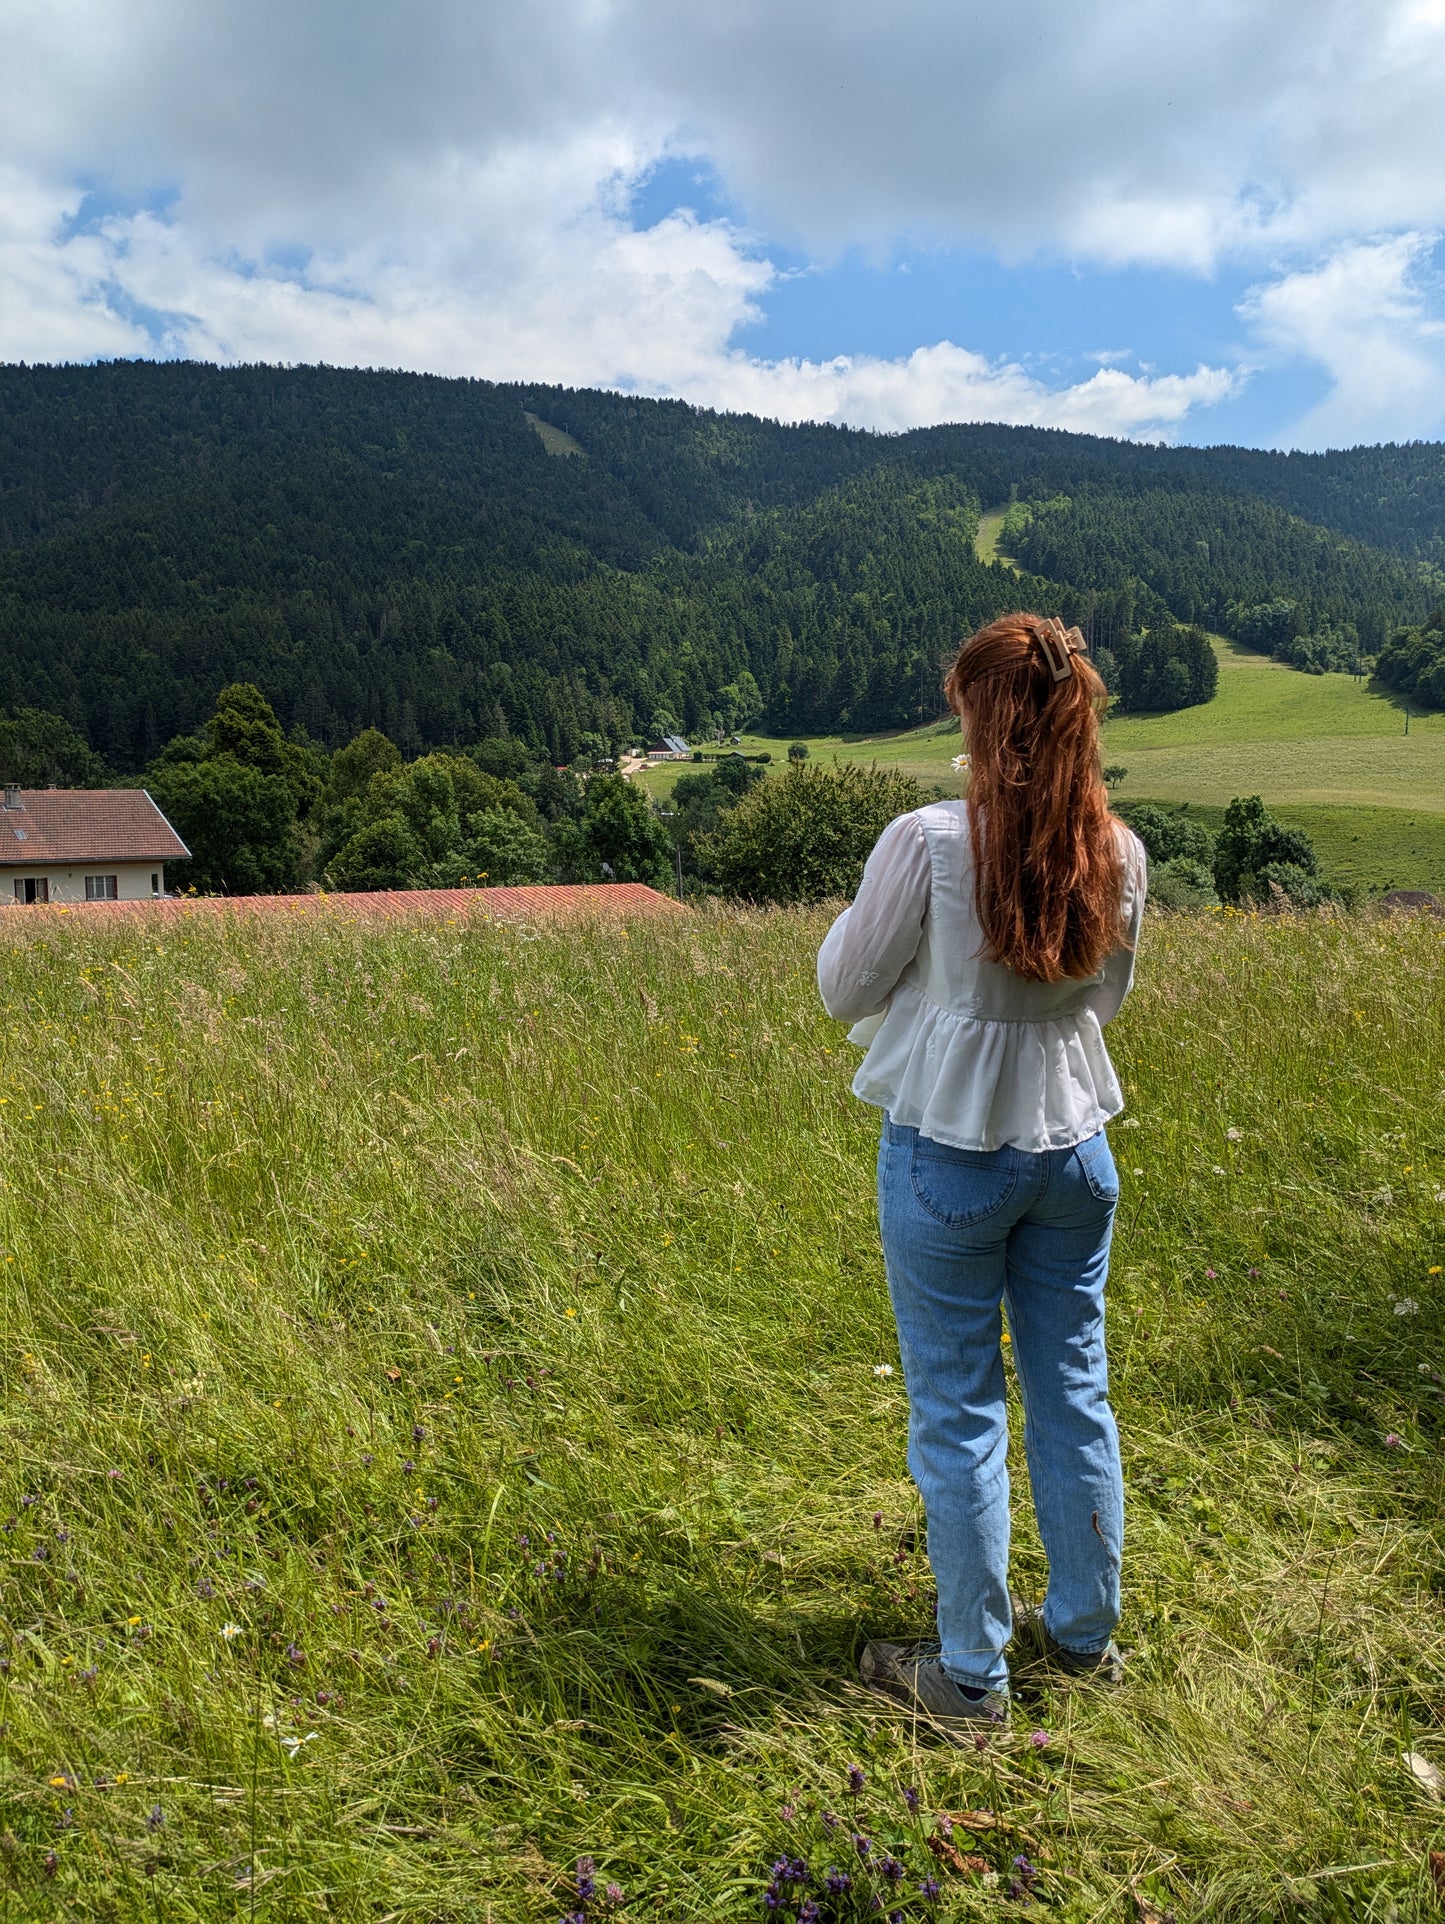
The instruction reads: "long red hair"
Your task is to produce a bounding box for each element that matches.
[944,612,1126,983]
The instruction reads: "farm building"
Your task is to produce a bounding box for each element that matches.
[648,735,691,761]
[0,786,189,905]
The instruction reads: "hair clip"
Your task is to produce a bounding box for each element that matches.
[1036,617,1083,682]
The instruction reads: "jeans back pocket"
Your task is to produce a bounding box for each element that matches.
[1072,1129,1120,1203]
[909,1138,1017,1227]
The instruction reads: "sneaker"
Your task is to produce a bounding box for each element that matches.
[860,1638,1009,1727]
[1011,1604,1124,1685]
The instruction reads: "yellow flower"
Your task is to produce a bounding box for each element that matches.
[565,1307,577,1318]
[126,1615,141,1626]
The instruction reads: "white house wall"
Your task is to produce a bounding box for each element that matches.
[3,863,166,905]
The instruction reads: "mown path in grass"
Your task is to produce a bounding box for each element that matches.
[1,906,1443,1919]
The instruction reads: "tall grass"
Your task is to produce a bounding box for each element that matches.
[1,902,1443,1920]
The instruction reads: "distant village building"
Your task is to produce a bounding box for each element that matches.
[648,735,691,762]
[0,787,189,905]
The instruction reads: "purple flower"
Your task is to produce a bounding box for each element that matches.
[853,1833,872,1859]
[846,1763,866,1796]
[903,1785,920,1815]
[871,1512,883,1530]
[920,1876,940,1901]
[1248,1267,1260,1277]
[799,1903,822,1924]
[286,1642,305,1666]
[604,1884,623,1906]
[1386,1433,1403,1448]
[575,1856,596,1902]
[196,1579,215,1599]
[880,1854,905,1883]
[1205,1268,1216,1280]
[1029,1728,1049,1749]
[145,1806,165,1832]
[821,1810,839,1832]
[825,1870,853,1895]
[780,1803,796,1822]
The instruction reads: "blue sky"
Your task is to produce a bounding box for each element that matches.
[3,0,1444,449]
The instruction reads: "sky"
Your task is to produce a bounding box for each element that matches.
[3,0,1445,450]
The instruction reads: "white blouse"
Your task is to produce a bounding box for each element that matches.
[817,800,1147,1153]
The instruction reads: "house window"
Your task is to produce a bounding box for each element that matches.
[84,875,119,901]
[13,878,49,904]
[151,872,160,895]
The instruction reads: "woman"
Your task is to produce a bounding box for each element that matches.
[817,612,1146,1727]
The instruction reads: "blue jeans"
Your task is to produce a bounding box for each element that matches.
[877,1117,1124,1694]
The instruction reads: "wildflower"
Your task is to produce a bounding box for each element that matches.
[799,1902,822,1924]
[880,1854,905,1883]
[825,1870,853,1895]
[145,1806,165,1832]
[605,1884,624,1905]
[1211,1165,1226,1177]
[872,1364,894,1378]
[286,1642,305,1666]
[903,1785,920,1814]
[872,1513,883,1530]
[1205,1269,1216,1280]
[56,1808,74,1829]
[847,1764,866,1796]
[821,1810,839,1832]
[1029,1728,1049,1748]
[920,1877,941,1901]
[1248,1267,1260,1277]
[196,1579,215,1599]
[1394,1299,1419,1316]
[1385,1433,1403,1448]
[279,1731,318,1758]
[1225,1127,1243,1141]
[1431,1266,1443,1275]
[575,1856,596,1902]
[780,1802,796,1822]
[48,1774,75,1790]
[219,1623,243,1640]
[853,1833,872,1858]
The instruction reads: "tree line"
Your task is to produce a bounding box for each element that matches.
[3,362,1443,766]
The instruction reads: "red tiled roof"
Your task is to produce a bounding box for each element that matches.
[0,789,189,866]
[9,882,682,924]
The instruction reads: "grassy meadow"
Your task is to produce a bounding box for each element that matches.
[638,641,1445,895]
[1,901,1444,1920]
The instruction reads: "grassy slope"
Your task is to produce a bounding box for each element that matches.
[639,642,1445,893]
[973,507,1020,572]
[2,905,1444,1920]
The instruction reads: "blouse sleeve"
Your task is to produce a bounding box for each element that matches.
[1088,827,1148,1028]
[817,812,932,1026]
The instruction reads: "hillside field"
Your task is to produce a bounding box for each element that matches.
[639,641,1445,894]
[2,902,1444,1920]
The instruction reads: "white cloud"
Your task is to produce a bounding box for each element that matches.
[1,0,1443,442]
[1240,235,1445,447]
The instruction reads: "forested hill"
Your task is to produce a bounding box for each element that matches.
[0,360,1441,767]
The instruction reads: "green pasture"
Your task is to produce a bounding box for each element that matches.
[641,640,1445,893]
[973,507,1020,571]
[1,902,1444,1919]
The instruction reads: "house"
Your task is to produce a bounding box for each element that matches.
[0,786,189,905]
[647,734,691,762]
